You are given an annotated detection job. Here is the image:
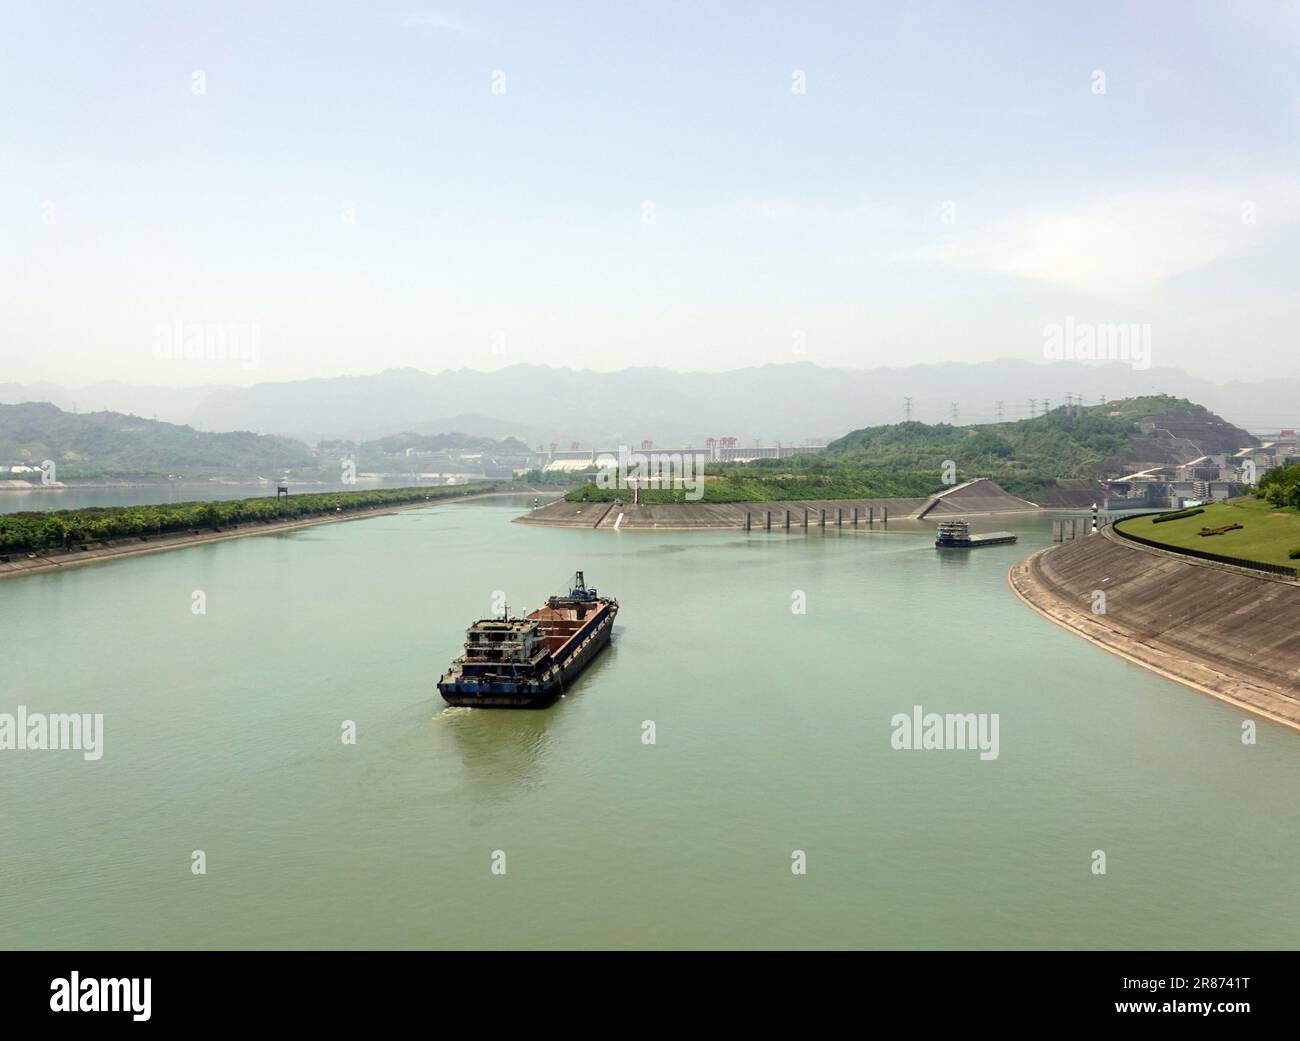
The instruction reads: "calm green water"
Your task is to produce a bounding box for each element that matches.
[2,496,1297,949]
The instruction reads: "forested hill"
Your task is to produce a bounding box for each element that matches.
[822,396,1257,498]
[318,431,532,457]
[0,402,316,479]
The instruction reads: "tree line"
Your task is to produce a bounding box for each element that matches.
[0,483,500,554]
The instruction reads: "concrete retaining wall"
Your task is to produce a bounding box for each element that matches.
[1008,528,1300,731]
[519,479,1038,530]
[519,497,930,530]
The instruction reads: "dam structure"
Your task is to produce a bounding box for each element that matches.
[519,477,1038,531]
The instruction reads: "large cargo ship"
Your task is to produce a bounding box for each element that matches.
[935,518,1019,548]
[437,572,618,708]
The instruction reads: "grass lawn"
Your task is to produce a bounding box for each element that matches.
[1115,497,1300,568]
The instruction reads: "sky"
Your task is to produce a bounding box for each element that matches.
[3,0,1300,387]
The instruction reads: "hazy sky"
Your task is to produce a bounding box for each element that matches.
[4,1,1300,387]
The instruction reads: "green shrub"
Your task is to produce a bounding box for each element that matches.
[1152,507,1204,523]
[1259,462,1300,509]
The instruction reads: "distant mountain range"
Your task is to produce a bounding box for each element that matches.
[2,361,1296,445]
[0,392,1267,487]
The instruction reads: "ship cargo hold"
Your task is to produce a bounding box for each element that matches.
[935,518,1019,548]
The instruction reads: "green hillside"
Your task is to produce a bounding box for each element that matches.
[0,402,317,480]
[564,395,1253,504]
[351,432,530,455]
[817,396,1239,499]
[318,431,532,473]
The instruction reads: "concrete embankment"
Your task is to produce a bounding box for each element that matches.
[519,496,929,530]
[1008,527,1300,731]
[518,477,1038,530]
[0,489,560,581]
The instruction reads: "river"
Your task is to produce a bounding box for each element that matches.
[2,495,1297,948]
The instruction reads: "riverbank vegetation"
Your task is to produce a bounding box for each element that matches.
[0,482,503,553]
